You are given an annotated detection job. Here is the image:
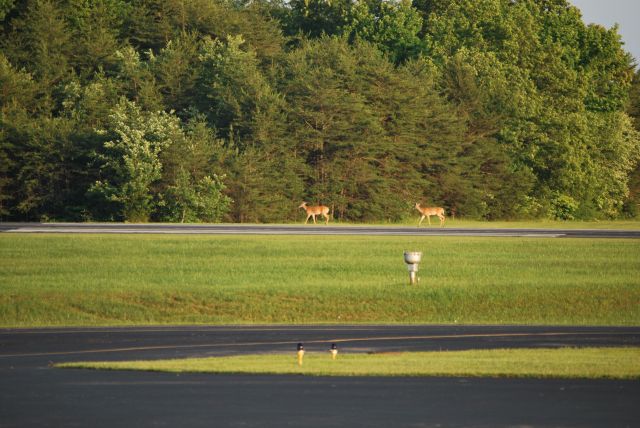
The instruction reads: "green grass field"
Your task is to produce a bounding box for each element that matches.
[1,233,639,327]
[56,347,640,379]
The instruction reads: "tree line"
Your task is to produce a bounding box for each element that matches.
[1,0,639,223]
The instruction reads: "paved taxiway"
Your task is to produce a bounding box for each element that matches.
[2,222,640,238]
[1,325,639,427]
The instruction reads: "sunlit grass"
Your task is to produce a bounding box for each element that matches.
[56,347,640,379]
[1,234,639,326]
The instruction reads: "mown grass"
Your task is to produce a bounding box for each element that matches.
[56,347,640,379]
[1,234,639,326]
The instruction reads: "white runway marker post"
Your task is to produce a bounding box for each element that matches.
[403,251,422,285]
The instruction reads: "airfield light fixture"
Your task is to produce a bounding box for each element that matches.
[403,251,423,285]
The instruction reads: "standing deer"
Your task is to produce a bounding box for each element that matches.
[415,203,446,227]
[299,202,330,225]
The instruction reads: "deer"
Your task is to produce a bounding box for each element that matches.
[415,203,446,227]
[299,202,330,225]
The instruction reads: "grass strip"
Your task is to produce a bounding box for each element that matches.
[56,347,640,379]
[2,234,639,326]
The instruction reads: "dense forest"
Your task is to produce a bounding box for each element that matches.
[1,0,639,222]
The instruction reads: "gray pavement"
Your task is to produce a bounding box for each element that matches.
[1,222,640,238]
[1,325,639,427]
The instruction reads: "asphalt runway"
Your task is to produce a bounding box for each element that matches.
[2,222,640,238]
[1,325,639,427]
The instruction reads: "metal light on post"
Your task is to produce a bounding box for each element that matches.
[297,343,305,366]
[330,343,338,360]
[403,251,422,285]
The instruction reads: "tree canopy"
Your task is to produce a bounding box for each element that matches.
[1,0,638,222]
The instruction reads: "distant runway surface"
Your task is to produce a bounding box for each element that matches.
[1,325,639,427]
[2,222,639,238]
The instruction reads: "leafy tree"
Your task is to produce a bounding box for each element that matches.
[122,0,178,51]
[0,0,16,21]
[626,69,640,216]
[342,0,424,64]
[279,37,467,221]
[230,143,305,223]
[158,115,234,222]
[161,167,231,222]
[1,0,73,114]
[629,69,640,125]
[0,53,38,217]
[195,35,279,148]
[0,52,88,220]
[112,45,164,112]
[440,48,537,218]
[418,0,638,219]
[582,111,639,218]
[150,32,201,116]
[281,0,351,40]
[90,98,181,222]
[63,0,129,78]
[281,37,387,220]
[122,0,285,64]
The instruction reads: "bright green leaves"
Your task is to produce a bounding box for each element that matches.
[162,168,231,223]
[343,0,424,64]
[91,98,179,221]
[418,0,638,219]
[90,99,233,222]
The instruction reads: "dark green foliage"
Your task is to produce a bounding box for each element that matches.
[0,0,638,222]
[624,69,640,217]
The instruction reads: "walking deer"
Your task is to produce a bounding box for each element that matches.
[415,203,445,227]
[299,202,330,225]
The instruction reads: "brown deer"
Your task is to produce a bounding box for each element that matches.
[415,203,445,227]
[299,202,330,225]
